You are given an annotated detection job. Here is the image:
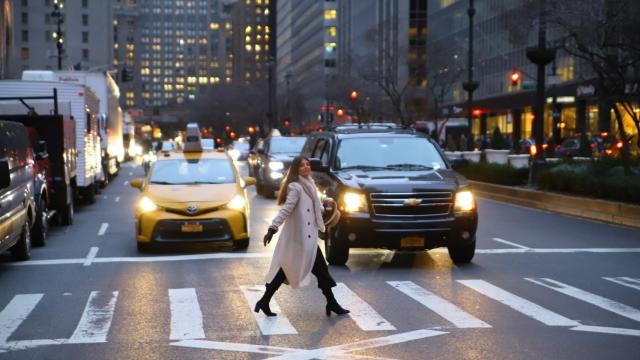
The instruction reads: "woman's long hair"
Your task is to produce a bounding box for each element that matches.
[276,156,308,205]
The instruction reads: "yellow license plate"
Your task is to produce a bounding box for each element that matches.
[401,236,425,248]
[181,223,203,233]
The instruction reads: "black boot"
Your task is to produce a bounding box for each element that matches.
[322,288,350,316]
[254,282,280,317]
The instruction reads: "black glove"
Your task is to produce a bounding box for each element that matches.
[263,227,277,246]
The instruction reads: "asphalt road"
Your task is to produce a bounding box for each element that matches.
[0,161,639,360]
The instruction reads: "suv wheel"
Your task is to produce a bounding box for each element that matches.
[447,236,476,264]
[256,176,264,195]
[325,228,349,265]
[11,221,32,261]
[32,196,48,247]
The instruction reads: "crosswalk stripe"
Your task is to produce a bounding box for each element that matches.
[68,291,119,343]
[333,283,396,331]
[0,294,43,343]
[525,278,640,323]
[169,288,205,340]
[603,277,640,291]
[458,279,579,326]
[240,285,297,335]
[388,281,491,328]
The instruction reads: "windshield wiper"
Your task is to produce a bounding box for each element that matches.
[385,163,434,170]
[339,165,387,170]
[183,181,227,185]
[149,181,178,185]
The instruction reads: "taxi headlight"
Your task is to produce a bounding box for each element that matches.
[229,149,241,160]
[454,190,475,212]
[139,196,158,213]
[269,161,284,171]
[226,194,246,210]
[341,191,367,213]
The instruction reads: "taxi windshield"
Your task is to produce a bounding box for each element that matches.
[336,137,446,170]
[149,159,236,185]
[270,137,306,153]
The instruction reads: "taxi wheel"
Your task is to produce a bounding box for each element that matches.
[233,238,249,250]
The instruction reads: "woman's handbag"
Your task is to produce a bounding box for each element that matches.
[322,198,341,229]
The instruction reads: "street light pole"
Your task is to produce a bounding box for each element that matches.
[462,0,479,149]
[51,0,64,70]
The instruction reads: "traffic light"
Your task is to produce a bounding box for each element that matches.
[283,119,290,127]
[336,108,345,116]
[122,67,133,82]
[510,71,520,86]
[229,131,237,140]
[225,125,231,132]
[350,90,358,101]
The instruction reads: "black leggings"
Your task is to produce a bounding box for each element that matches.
[268,246,337,290]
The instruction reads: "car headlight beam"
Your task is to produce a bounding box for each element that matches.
[227,194,246,210]
[139,196,158,213]
[341,191,367,213]
[454,190,475,212]
[268,161,284,171]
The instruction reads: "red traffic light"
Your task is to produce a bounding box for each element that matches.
[473,109,482,116]
[510,71,520,86]
[350,90,358,101]
[230,131,237,139]
[215,137,222,144]
[336,108,345,116]
[283,120,290,127]
[225,125,231,132]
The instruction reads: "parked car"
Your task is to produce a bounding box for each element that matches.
[248,135,307,198]
[301,123,478,265]
[0,121,36,260]
[555,136,602,158]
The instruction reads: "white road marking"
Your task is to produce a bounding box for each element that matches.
[97,223,109,236]
[129,172,133,176]
[603,277,640,291]
[458,279,579,326]
[169,288,205,340]
[103,195,108,200]
[241,285,297,335]
[0,294,43,343]
[114,196,120,203]
[83,247,99,266]
[388,281,491,329]
[492,237,530,250]
[570,325,640,337]
[332,283,396,331]
[525,278,640,322]
[68,291,119,343]
[124,181,129,186]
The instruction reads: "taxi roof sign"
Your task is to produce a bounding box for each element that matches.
[183,123,203,152]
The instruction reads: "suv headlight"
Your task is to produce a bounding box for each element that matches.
[340,191,368,213]
[226,194,246,210]
[454,190,475,212]
[269,161,284,171]
[139,196,158,213]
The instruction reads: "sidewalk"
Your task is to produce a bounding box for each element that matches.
[469,180,640,229]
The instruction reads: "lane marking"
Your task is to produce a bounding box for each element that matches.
[0,294,43,343]
[83,247,99,266]
[97,223,109,236]
[114,196,120,203]
[68,291,119,343]
[103,195,108,200]
[169,288,205,340]
[570,325,640,337]
[129,172,133,176]
[333,283,396,331]
[525,278,640,322]
[457,279,579,326]
[603,277,640,291]
[124,181,129,186]
[492,237,530,250]
[388,281,491,329]
[240,285,297,335]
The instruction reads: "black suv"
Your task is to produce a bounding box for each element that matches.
[248,135,307,198]
[301,124,478,265]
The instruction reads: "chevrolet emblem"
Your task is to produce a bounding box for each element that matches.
[403,198,422,206]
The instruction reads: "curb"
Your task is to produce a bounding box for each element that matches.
[469,180,640,229]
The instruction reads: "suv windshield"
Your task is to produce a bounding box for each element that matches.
[149,159,236,185]
[270,137,306,154]
[336,137,446,170]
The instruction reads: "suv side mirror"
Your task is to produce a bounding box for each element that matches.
[310,158,328,172]
[0,159,10,189]
[451,158,468,170]
[36,140,49,160]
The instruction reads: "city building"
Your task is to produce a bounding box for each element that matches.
[230,0,273,84]
[428,0,638,153]
[9,0,114,78]
[0,0,12,79]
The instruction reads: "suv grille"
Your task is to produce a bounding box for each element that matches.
[370,192,453,217]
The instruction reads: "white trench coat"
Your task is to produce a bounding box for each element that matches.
[265,180,325,288]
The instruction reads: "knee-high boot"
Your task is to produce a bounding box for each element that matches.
[322,288,350,316]
[254,282,281,317]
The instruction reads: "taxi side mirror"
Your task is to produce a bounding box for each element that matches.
[130,178,144,190]
[243,177,256,187]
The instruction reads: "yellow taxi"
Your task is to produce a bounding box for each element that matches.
[130,124,256,251]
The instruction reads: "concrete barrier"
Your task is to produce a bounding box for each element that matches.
[469,180,640,229]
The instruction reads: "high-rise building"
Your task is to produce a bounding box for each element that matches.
[231,0,273,84]
[9,0,114,78]
[0,0,12,79]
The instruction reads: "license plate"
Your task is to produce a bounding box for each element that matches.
[181,222,203,233]
[401,236,425,248]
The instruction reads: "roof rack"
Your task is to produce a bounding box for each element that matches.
[326,122,416,134]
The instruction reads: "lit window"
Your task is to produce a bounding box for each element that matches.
[326,27,337,37]
[245,44,252,51]
[245,35,251,43]
[324,9,337,20]
[254,44,261,51]
[245,26,252,33]
[126,91,134,98]
[225,22,232,30]
[210,22,219,30]
[187,76,196,83]
[324,42,336,52]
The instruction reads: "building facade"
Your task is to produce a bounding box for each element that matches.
[10,0,114,78]
[0,0,12,79]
